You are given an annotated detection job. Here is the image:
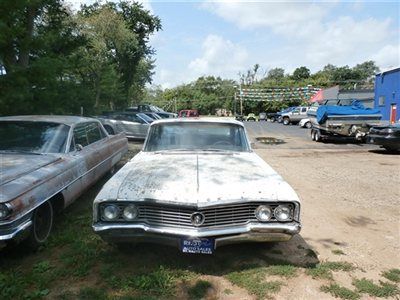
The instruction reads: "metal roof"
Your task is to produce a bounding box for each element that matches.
[151,117,245,127]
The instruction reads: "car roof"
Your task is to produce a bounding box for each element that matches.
[0,115,97,126]
[151,117,245,127]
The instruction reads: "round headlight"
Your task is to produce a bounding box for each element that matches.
[0,203,11,220]
[274,205,292,221]
[123,204,138,220]
[255,205,272,222]
[103,205,119,221]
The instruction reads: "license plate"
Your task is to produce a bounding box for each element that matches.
[180,238,214,254]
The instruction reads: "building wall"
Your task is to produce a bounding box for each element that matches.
[374,68,400,121]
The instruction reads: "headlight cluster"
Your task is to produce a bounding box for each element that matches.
[255,204,293,222]
[0,203,11,221]
[101,204,139,221]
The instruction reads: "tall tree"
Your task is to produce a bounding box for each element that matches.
[292,66,310,80]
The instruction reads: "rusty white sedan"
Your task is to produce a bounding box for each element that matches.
[0,116,128,249]
[93,118,301,254]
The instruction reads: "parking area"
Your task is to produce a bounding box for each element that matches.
[0,121,399,300]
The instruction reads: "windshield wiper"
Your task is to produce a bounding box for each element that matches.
[0,149,44,155]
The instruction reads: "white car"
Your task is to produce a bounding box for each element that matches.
[93,119,301,254]
[299,118,312,128]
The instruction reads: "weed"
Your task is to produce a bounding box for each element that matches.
[321,284,359,300]
[78,287,108,300]
[382,268,400,283]
[266,265,297,278]
[353,278,399,298]
[188,280,212,300]
[223,288,233,295]
[306,261,355,280]
[332,249,345,255]
[226,267,283,299]
[128,266,176,296]
[322,261,355,272]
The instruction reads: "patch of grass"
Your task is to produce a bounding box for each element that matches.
[266,265,297,278]
[128,266,177,296]
[78,287,108,300]
[353,278,399,298]
[322,261,355,272]
[382,268,400,283]
[306,261,355,280]
[321,283,360,300]
[306,265,333,280]
[332,249,345,255]
[223,288,233,295]
[188,280,212,300]
[226,267,283,299]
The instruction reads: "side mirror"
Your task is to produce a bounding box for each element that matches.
[76,144,84,151]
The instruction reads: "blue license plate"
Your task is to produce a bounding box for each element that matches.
[181,238,214,254]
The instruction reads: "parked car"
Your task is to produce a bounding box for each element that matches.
[179,109,199,117]
[368,123,400,151]
[126,104,177,119]
[98,112,152,140]
[93,119,301,254]
[259,112,267,121]
[245,113,258,121]
[299,118,312,129]
[281,106,309,125]
[142,112,162,120]
[0,116,128,249]
[235,114,244,121]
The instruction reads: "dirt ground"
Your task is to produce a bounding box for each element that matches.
[252,139,400,299]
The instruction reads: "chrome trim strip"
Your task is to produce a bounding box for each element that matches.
[0,220,32,241]
[93,221,301,238]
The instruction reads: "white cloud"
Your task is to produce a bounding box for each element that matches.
[188,34,249,77]
[202,1,398,73]
[370,44,400,70]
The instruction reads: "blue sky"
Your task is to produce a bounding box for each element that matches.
[70,1,400,88]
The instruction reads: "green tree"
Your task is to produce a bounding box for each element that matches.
[292,66,310,80]
[267,68,285,80]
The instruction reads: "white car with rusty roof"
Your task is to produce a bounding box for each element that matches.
[0,115,128,249]
[93,118,301,254]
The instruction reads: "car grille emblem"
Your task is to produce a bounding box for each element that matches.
[191,212,205,227]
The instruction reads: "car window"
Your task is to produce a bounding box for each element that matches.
[144,122,250,152]
[73,124,89,147]
[0,121,70,153]
[86,122,103,144]
[301,108,307,112]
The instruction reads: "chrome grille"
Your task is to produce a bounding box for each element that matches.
[101,202,293,228]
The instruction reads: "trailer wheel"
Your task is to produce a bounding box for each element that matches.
[315,130,322,142]
[311,129,315,141]
[305,121,312,129]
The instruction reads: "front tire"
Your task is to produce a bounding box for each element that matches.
[283,117,290,125]
[305,121,312,129]
[25,201,53,250]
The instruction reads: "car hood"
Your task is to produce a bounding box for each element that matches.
[96,152,299,206]
[0,153,62,202]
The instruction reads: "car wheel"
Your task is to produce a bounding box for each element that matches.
[25,201,54,250]
[305,122,312,129]
[270,117,276,122]
[283,117,290,125]
[315,130,321,142]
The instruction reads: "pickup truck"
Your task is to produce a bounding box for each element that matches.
[281,106,309,125]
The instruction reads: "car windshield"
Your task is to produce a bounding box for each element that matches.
[144,122,250,152]
[137,113,154,123]
[0,121,70,153]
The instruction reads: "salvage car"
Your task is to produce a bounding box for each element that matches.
[99,112,152,140]
[368,123,400,151]
[0,116,128,249]
[93,119,301,254]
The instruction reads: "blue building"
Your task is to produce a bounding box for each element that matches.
[374,67,400,122]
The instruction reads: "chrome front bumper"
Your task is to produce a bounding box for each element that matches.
[0,217,32,248]
[93,222,301,248]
